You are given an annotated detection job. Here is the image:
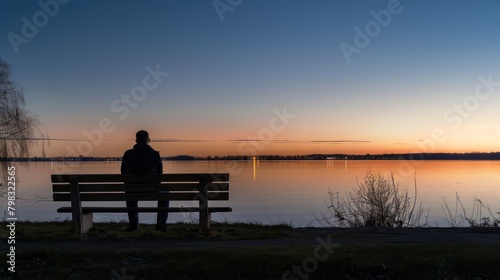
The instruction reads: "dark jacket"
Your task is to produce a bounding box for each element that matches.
[121,144,163,175]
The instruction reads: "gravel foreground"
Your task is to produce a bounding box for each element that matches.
[2,226,500,280]
[7,227,500,252]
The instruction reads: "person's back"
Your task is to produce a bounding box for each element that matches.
[121,144,162,175]
[121,130,167,231]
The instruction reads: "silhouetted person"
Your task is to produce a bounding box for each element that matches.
[121,130,168,231]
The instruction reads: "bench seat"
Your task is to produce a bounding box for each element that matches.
[56,206,233,214]
[51,173,231,234]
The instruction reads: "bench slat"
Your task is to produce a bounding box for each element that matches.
[51,173,229,183]
[52,183,229,192]
[51,173,231,233]
[56,207,232,213]
[53,192,229,201]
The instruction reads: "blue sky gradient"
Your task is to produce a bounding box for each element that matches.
[1,0,500,156]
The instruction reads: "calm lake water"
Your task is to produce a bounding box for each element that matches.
[2,160,500,227]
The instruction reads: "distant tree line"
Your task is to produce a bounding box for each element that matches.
[4,152,500,162]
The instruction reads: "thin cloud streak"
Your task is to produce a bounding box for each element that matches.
[229,139,371,144]
[31,138,371,144]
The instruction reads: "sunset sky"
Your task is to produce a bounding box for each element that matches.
[1,0,500,157]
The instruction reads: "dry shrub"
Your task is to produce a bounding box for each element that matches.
[317,170,428,227]
[442,192,500,227]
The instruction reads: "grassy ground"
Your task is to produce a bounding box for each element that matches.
[6,243,500,279]
[2,221,500,279]
[0,220,292,241]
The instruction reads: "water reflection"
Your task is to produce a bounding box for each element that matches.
[3,160,500,227]
[253,157,257,180]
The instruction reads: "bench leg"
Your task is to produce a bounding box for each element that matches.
[69,177,93,235]
[200,212,211,230]
[198,176,211,230]
[78,213,94,235]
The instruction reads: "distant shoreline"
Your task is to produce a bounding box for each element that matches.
[2,152,500,162]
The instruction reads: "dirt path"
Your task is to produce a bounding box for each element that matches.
[9,227,500,252]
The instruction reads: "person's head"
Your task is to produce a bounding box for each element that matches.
[135,130,150,145]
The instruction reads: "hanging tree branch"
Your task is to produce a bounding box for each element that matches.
[0,57,47,185]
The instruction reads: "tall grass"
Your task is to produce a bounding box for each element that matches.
[316,170,428,227]
[441,192,500,227]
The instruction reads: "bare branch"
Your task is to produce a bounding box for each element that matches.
[0,57,48,187]
[317,170,427,228]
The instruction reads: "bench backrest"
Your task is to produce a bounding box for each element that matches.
[52,173,229,202]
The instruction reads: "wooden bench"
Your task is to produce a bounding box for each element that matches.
[51,173,231,234]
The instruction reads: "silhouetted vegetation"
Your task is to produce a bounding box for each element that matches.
[0,58,46,180]
[442,193,500,227]
[317,171,428,227]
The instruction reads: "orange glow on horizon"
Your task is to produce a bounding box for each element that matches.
[36,114,500,157]
[34,138,500,158]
